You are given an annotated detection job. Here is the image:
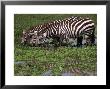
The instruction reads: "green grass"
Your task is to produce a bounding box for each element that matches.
[14,14,97,76]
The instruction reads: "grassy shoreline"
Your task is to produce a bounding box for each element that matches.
[14,46,97,76]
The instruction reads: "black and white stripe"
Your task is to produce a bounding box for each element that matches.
[21,16,95,46]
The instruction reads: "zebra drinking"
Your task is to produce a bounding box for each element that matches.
[21,16,96,47]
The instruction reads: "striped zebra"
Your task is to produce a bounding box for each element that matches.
[21,16,95,47]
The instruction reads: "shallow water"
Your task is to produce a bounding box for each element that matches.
[14,61,26,65]
[41,70,52,76]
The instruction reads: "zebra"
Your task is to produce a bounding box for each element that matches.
[21,16,96,47]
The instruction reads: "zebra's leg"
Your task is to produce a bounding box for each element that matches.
[87,29,95,46]
[52,36,60,47]
[65,37,69,46]
[90,33,95,46]
[77,36,83,47]
[89,27,95,46]
[58,38,62,47]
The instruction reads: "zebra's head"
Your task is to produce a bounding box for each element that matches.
[29,32,47,46]
[21,30,34,45]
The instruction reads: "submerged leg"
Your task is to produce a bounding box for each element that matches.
[77,36,83,47]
